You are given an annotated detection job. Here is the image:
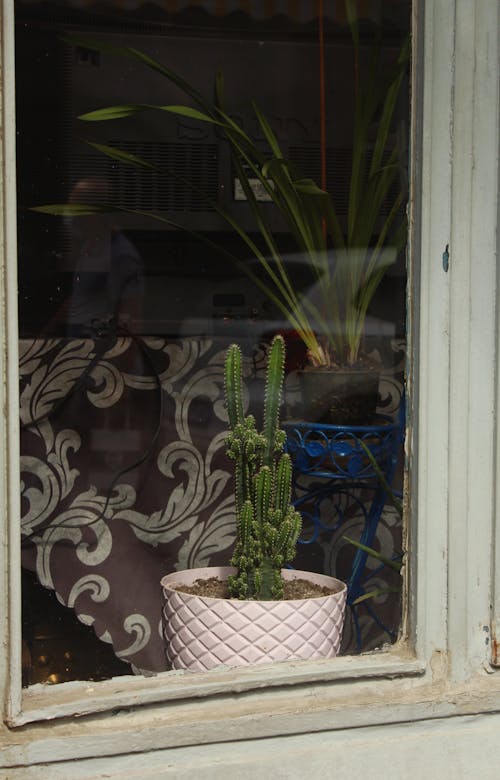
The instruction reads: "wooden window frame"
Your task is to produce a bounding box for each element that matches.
[1,0,500,770]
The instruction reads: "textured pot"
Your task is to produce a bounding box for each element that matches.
[297,367,380,425]
[161,566,347,672]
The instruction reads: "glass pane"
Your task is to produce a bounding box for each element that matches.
[17,0,410,684]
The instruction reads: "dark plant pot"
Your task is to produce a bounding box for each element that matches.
[297,367,380,425]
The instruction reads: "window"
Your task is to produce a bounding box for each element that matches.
[17,0,410,684]
[2,0,500,774]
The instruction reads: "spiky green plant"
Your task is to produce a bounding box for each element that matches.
[32,1,409,369]
[224,334,302,600]
[343,438,404,604]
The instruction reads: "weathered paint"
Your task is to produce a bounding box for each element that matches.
[5,712,500,780]
[1,0,500,776]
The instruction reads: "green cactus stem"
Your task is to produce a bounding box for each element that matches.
[224,335,302,600]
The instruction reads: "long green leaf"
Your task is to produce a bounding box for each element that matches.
[79,104,147,121]
[30,203,111,216]
[32,198,315,351]
[252,100,285,161]
[352,587,401,606]
[80,103,222,125]
[215,124,312,310]
[370,38,409,179]
[356,439,404,518]
[59,21,408,369]
[293,179,328,196]
[343,536,403,573]
[86,141,154,168]
[63,37,213,115]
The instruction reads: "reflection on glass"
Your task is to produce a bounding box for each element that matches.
[17,0,410,685]
[63,178,144,337]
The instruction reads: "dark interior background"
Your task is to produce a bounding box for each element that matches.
[16,0,409,341]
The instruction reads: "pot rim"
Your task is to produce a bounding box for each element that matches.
[296,365,380,376]
[161,566,347,605]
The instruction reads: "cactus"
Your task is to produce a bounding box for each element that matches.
[224,335,302,600]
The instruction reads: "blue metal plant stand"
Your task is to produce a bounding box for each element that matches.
[284,411,403,650]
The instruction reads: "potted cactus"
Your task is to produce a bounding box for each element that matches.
[161,335,347,671]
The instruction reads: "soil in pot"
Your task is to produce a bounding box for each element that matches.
[172,576,340,600]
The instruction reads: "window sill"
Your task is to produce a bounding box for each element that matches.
[12,645,424,727]
[3,651,500,771]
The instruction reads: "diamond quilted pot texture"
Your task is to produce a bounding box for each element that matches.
[161,567,347,671]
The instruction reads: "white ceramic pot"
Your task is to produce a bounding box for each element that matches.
[161,566,347,671]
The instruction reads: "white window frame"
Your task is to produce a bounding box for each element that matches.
[1,0,500,771]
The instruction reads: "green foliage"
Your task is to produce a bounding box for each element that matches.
[34,3,409,369]
[224,335,301,600]
[342,437,404,604]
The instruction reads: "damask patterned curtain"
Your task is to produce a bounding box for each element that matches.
[20,334,405,675]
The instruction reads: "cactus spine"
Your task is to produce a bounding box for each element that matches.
[224,335,302,600]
